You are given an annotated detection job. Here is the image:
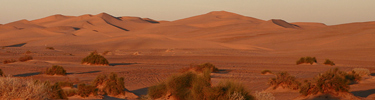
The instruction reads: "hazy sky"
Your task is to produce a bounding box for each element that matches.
[1,0,374,25]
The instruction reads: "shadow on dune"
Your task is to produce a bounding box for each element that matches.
[216,69,231,74]
[4,43,27,47]
[13,72,40,77]
[109,63,138,66]
[102,95,124,100]
[66,70,101,75]
[131,87,149,96]
[370,73,375,76]
[351,89,375,98]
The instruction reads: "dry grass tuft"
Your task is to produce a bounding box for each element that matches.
[82,51,109,65]
[268,72,301,90]
[324,59,335,66]
[0,76,50,100]
[19,55,33,62]
[3,59,16,64]
[296,56,317,65]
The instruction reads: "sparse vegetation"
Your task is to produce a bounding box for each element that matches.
[0,76,50,100]
[0,69,3,76]
[148,69,254,100]
[56,81,73,87]
[352,68,370,77]
[64,89,77,97]
[77,83,98,97]
[92,72,126,96]
[324,59,335,66]
[261,70,272,74]
[268,72,300,90]
[296,56,317,65]
[3,59,16,64]
[46,47,55,50]
[49,82,68,99]
[19,55,33,62]
[45,65,67,76]
[82,51,109,65]
[25,50,32,54]
[299,68,354,96]
[181,63,219,73]
[255,91,275,100]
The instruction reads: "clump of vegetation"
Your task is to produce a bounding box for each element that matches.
[46,47,55,50]
[92,72,126,96]
[19,55,33,62]
[148,70,254,100]
[296,56,317,65]
[352,68,370,77]
[49,82,68,99]
[64,89,77,97]
[45,65,67,76]
[77,83,98,97]
[0,69,4,76]
[181,63,219,73]
[0,76,50,100]
[255,91,275,100]
[25,50,32,54]
[324,59,335,66]
[3,59,16,64]
[268,72,301,90]
[82,51,109,65]
[261,70,273,75]
[299,68,356,96]
[56,81,73,88]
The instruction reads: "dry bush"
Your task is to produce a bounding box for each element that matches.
[64,89,77,97]
[77,83,98,97]
[19,55,33,62]
[255,91,275,100]
[352,68,370,77]
[148,82,167,99]
[25,50,32,54]
[49,82,68,99]
[56,81,73,87]
[261,70,272,74]
[210,80,254,100]
[0,69,3,76]
[0,76,50,100]
[299,68,353,96]
[3,59,16,64]
[296,57,317,65]
[268,72,301,90]
[92,72,126,96]
[324,59,335,66]
[46,47,55,50]
[181,63,219,73]
[45,65,67,75]
[82,51,109,65]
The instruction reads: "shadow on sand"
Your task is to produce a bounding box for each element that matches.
[109,63,138,66]
[351,89,375,98]
[215,69,231,74]
[131,87,149,96]
[66,70,101,75]
[13,72,40,77]
[4,43,27,47]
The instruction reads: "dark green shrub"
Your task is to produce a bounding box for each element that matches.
[103,72,125,96]
[77,83,98,97]
[3,59,16,64]
[299,68,351,96]
[45,65,67,75]
[268,72,301,90]
[46,47,55,50]
[148,82,167,99]
[19,55,33,62]
[56,81,73,87]
[49,82,68,99]
[324,59,335,66]
[261,70,272,74]
[81,51,109,65]
[182,63,219,73]
[0,69,4,76]
[296,56,317,65]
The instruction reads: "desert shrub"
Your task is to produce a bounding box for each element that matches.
[19,55,33,62]
[93,74,107,86]
[25,50,32,54]
[45,65,67,75]
[324,59,335,66]
[352,68,370,76]
[0,69,3,76]
[299,68,351,96]
[46,47,55,50]
[296,56,317,65]
[268,72,300,90]
[77,83,98,97]
[210,80,254,100]
[3,59,16,64]
[64,89,77,97]
[0,76,50,100]
[255,91,275,100]
[261,70,272,74]
[81,51,109,65]
[148,82,167,99]
[56,81,73,87]
[345,71,361,83]
[49,82,68,99]
[182,63,219,73]
[103,72,125,96]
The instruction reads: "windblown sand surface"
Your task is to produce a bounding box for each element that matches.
[1,11,375,100]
